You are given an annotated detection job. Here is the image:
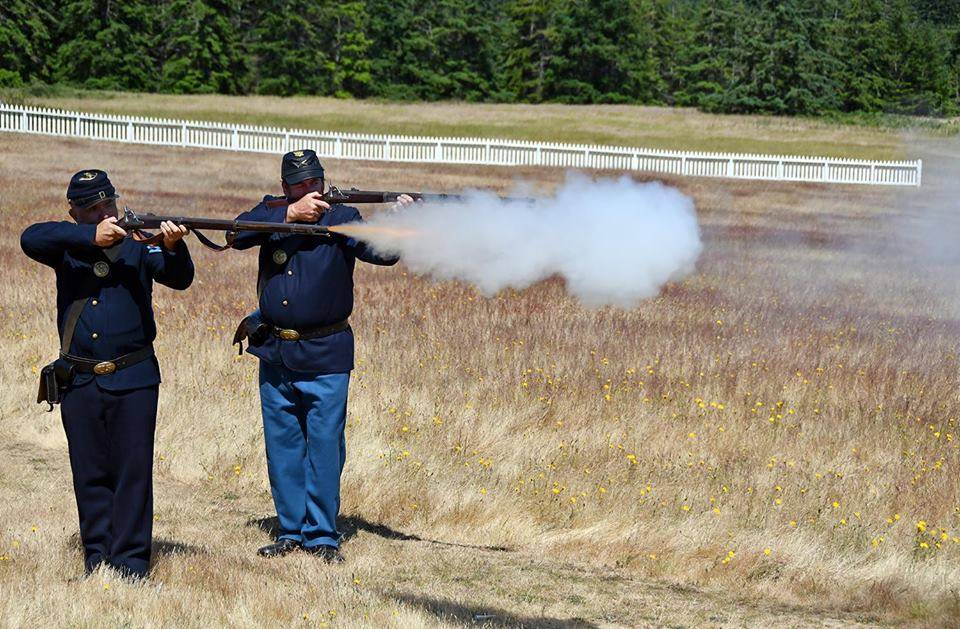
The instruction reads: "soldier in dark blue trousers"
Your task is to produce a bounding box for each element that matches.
[231,150,410,562]
[21,170,194,579]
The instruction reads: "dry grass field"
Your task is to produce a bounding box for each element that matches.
[12,90,950,160]
[0,130,958,628]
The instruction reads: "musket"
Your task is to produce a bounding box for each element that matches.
[116,206,333,251]
[114,185,396,251]
[117,185,531,251]
[322,186,466,204]
[307,185,531,206]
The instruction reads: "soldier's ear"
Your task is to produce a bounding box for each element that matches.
[281,180,290,198]
[67,202,78,222]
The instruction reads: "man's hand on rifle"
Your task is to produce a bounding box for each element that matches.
[94,217,127,247]
[389,194,417,213]
[160,221,189,250]
[286,192,331,223]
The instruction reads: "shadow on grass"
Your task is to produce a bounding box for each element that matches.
[390,592,599,628]
[153,538,207,558]
[246,514,512,553]
[67,532,206,570]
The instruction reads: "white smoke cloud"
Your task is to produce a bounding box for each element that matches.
[345,172,703,308]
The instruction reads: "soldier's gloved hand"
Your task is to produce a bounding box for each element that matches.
[160,221,189,250]
[388,194,416,213]
[94,217,127,247]
[286,191,331,223]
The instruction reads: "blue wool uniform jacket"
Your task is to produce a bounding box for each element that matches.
[232,196,399,373]
[20,221,194,391]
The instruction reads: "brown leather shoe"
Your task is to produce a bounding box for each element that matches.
[257,539,302,557]
[304,544,344,563]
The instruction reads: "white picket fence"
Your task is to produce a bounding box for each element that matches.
[0,103,922,186]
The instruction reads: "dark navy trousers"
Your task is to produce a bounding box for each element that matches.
[60,379,158,577]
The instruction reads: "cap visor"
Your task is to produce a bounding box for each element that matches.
[283,169,324,185]
[74,193,120,210]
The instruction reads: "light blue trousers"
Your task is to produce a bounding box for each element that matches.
[259,362,350,548]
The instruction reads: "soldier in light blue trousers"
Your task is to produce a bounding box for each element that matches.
[230,151,411,562]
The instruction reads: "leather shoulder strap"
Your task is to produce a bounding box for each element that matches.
[103,243,124,263]
[59,256,108,355]
[60,295,89,355]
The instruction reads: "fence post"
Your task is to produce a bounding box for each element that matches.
[126,121,134,142]
[681,155,687,175]
[536,146,543,166]
[181,123,187,147]
[232,128,239,149]
[484,143,491,164]
[334,137,342,158]
[821,161,829,183]
[384,139,391,161]
[631,154,639,170]
[727,158,734,178]
[776,160,785,180]
[20,110,28,132]
[916,160,922,187]
[434,142,442,161]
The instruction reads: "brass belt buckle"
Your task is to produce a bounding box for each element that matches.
[93,361,117,375]
[278,329,300,341]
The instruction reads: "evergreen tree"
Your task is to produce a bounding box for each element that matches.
[545,0,662,103]
[318,1,372,98]
[673,0,742,108]
[500,0,559,102]
[0,1,56,87]
[54,0,158,91]
[249,0,370,97]
[157,0,248,94]
[711,0,840,115]
[949,28,960,106]
[828,0,897,112]
[365,0,425,98]
[885,0,954,114]
[652,0,695,105]
[366,0,504,100]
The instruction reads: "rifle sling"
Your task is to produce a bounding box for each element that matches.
[130,228,232,252]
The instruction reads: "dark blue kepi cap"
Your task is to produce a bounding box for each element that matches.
[281,149,325,185]
[67,169,118,209]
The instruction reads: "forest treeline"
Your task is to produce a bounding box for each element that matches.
[2,0,959,116]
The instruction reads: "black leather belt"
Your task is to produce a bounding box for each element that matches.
[269,319,350,341]
[60,346,155,376]
[233,317,350,355]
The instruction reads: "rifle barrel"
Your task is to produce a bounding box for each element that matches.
[117,209,330,237]
[322,187,531,204]
[322,189,464,204]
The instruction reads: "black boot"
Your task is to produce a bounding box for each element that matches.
[257,539,302,557]
[305,544,344,564]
